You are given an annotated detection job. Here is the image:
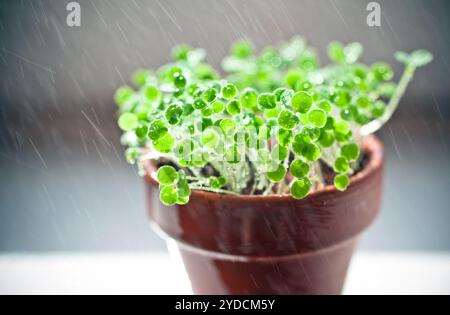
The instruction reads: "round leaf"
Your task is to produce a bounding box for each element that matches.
[291,91,313,113]
[291,178,312,199]
[290,159,310,178]
[118,113,139,131]
[160,185,178,206]
[266,164,287,183]
[157,166,178,185]
[334,174,350,191]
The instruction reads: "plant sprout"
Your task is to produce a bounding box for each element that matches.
[115,37,432,205]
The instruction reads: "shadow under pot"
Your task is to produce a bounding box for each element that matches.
[144,136,384,295]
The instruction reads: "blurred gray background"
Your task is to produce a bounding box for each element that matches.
[0,0,449,253]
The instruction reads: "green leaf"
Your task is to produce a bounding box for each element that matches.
[280,89,294,107]
[299,49,319,71]
[222,83,238,99]
[278,110,299,130]
[210,176,226,189]
[173,139,194,159]
[257,92,277,110]
[168,67,183,80]
[176,195,189,205]
[203,88,218,102]
[160,185,178,206]
[118,113,139,131]
[299,126,320,143]
[165,104,183,125]
[291,178,312,199]
[125,147,139,164]
[301,142,321,161]
[114,86,134,106]
[318,130,335,148]
[285,69,302,88]
[225,144,241,164]
[328,41,346,64]
[193,98,208,110]
[334,174,350,191]
[202,127,221,149]
[135,124,149,140]
[334,156,349,173]
[226,99,242,115]
[199,118,213,131]
[410,50,433,67]
[356,95,370,109]
[157,166,178,185]
[241,88,258,110]
[173,74,187,88]
[273,88,287,101]
[371,101,386,118]
[266,164,287,183]
[201,106,213,117]
[333,89,351,107]
[132,69,150,87]
[290,159,310,178]
[291,91,313,113]
[264,105,281,119]
[153,133,174,153]
[172,44,191,61]
[212,101,224,113]
[341,143,360,161]
[231,40,253,58]
[344,42,363,64]
[271,144,288,161]
[219,118,236,135]
[395,50,433,67]
[394,51,410,65]
[292,135,305,156]
[148,120,168,141]
[334,120,351,135]
[307,108,327,128]
[277,128,293,146]
[145,85,160,101]
[177,170,191,198]
[371,62,393,81]
[317,100,332,114]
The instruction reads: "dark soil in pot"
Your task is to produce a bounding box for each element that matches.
[144,136,384,295]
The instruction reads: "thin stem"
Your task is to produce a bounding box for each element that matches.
[360,65,416,136]
[186,175,206,182]
[277,154,291,194]
[313,162,325,190]
[189,185,241,196]
[263,182,274,195]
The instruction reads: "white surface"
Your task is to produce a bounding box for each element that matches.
[0,252,449,295]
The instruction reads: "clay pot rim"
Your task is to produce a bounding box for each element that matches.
[144,135,383,202]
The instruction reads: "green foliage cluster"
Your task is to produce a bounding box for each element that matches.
[115,37,432,205]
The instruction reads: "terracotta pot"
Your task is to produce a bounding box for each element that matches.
[144,136,384,295]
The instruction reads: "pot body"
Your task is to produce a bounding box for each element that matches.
[145,137,384,295]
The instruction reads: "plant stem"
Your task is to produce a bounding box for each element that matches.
[263,182,274,195]
[189,185,241,196]
[186,175,206,182]
[276,154,291,194]
[360,65,416,136]
[313,161,325,190]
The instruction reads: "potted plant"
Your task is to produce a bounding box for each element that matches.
[114,37,432,295]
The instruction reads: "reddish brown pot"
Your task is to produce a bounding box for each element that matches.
[144,136,384,295]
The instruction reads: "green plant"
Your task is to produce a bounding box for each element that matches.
[115,37,432,205]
